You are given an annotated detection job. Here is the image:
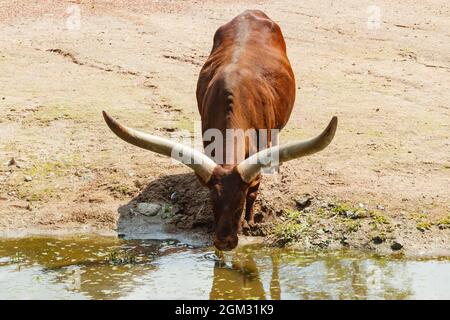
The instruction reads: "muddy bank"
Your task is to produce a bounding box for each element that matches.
[2,161,448,256]
[105,164,450,258]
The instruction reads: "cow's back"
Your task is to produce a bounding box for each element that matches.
[196,10,296,160]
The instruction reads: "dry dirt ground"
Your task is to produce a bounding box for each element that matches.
[0,0,449,256]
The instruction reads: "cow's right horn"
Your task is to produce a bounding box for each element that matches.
[237,116,338,183]
[102,111,216,183]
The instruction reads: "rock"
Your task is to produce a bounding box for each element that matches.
[345,210,366,219]
[345,210,356,218]
[323,227,333,233]
[391,241,403,251]
[340,236,349,246]
[377,205,385,210]
[254,212,264,223]
[135,203,162,217]
[24,175,33,182]
[75,168,92,177]
[372,236,384,244]
[320,202,329,208]
[7,158,16,166]
[295,194,313,210]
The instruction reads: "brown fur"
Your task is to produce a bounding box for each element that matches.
[196,10,296,250]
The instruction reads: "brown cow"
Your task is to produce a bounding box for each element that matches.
[103,10,337,251]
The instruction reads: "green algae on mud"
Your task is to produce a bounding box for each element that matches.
[263,196,450,256]
[0,235,449,299]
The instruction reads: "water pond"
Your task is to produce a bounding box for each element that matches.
[0,235,449,299]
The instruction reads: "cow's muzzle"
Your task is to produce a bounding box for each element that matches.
[214,235,239,251]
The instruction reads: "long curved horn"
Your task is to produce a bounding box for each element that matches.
[237,116,338,183]
[102,111,216,183]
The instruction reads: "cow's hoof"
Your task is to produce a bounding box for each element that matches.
[241,220,250,230]
[247,220,256,228]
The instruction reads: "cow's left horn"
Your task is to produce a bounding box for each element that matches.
[237,116,338,183]
[102,111,216,183]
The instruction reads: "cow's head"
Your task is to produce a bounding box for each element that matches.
[206,165,249,250]
[103,111,337,251]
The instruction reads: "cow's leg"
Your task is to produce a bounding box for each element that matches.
[245,182,260,227]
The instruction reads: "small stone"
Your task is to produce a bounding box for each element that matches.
[24,175,33,182]
[391,242,403,251]
[321,202,330,208]
[135,203,161,217]
[345,210,366,219]
[170,192,177,200]
[345,210,356,218]
[340,236,349,246]
[323,227,333,233]
[377,205,385,210]
[372,236,384,244]
[295,194,313,210]
[254,211,264,223]
[8,158,16,166]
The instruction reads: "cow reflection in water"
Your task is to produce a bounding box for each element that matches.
[210,251,281,300]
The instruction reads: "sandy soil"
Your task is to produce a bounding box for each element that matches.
[0,0,449,255]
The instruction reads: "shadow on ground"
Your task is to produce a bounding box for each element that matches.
[116,172,214,245]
